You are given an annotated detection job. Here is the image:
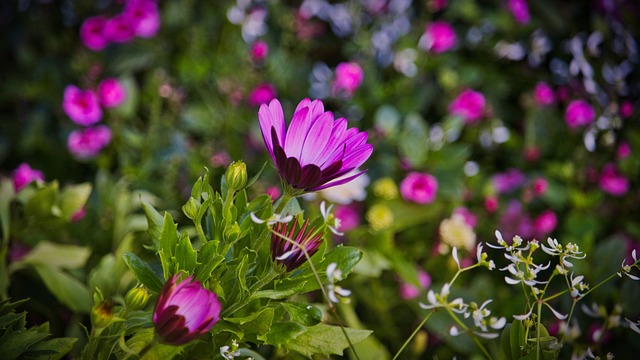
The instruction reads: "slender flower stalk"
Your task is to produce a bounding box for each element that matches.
[258,98,373,195]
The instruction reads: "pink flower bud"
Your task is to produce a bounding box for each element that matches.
[448,89,486,124]
[565,99,595,129]
[400,172,438,204]
[67,125,113,160]
[419,21,457,54]
[63,85,103,126]
[12,163,44,192]
[533,81,555,106]
[98,78,127,108]
[80,16,109,51]
[332,62,364,98]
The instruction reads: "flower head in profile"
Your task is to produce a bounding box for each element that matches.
[400,171,438,204]
[271,218,324,272]
[258,98,372,194]
[448,89,486,124]
[80,16,109,51]
[124,0,161,39]
[67,125,113,160]
[153,274,221,345]
[63,85,102,126]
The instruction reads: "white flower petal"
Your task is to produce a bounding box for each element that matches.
[452,247,460,268]
[250,212,266,224]
[545,302,568,320]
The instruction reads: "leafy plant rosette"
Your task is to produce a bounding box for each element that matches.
[83,161,371,359]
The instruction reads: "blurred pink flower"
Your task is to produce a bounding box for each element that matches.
[532,176,548,196]
[500,200,533,240]
[104,14,136,43]
[334,204,361,232]
[453,207,477,228]
[620,100,633,118]
[63,85,103,126]
[565,99,595,129]
[524,146,541,162]
[248,83,277,107]
[98,78,127,108]
[12,163,44,192]
[492,168,525,194]
[400,172,438,204]
[80,16,109,51]
[533,81,555,106]
[332,62,364,98]
[428,0,448,12]
[507,0,530,24]
[71,207,87,223]
[599,163,629,196]
[265,186,281,200]
[67,125,113,160]
[448,89,486,124]
[124,0,161,38]
[210,151,231,168]
[399,269,432,300]
[250,40,269,62]
[617,142,631,160]
[419,21,457,54]
[534,209,557,238]
[484,196,499,213]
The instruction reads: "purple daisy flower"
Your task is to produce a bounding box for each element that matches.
[271,219,323,272]
[258,98,373,194]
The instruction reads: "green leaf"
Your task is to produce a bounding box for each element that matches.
[175,233,198,274]
[24,181,58,218]
[33,264,92,313]
[21,337,77,360]
[236,255,249,293]
[0,330,50,360]
[253,281,308,300]
[0,178,13,243]
[260,322,306,346]
[510,320,524,360]
[225,307,275,339]
[140,343,184,360]
[281,302,322,326]
[246,162,267,189]
[122,252,164,293]
[283,323,372,357]
[500,323,513,360]
[194,242,224,283]
[141,197,164,243]
[58,183,92,220]
[11,241,90,271]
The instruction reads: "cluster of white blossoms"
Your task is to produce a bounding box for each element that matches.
[420,244,505,339]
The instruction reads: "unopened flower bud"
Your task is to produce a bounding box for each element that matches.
[124,285,150,311]
[91,300,114,328]
[223,222,241,243]
[225,161,247,192]
[182,197,200,220]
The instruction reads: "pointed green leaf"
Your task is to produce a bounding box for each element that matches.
[24,181,58,218]
[11,241,90,271]
[260,322,306,346]
[284,323,372,357]
[281,302,322,326]
[122,252,164,293]
[58,183,92,220]
[141,197,164,243]
[175,233,197,273]
[33,264,91,313]
[21,336,77,360]
[0,330,50,360]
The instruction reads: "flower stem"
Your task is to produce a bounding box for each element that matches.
[391,310,434,360]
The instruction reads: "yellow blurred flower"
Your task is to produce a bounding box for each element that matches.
[366,204,394,231]
[439,214,476,252]
[373,177,398,200]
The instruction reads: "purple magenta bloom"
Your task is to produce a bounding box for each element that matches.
[271,219,324,272]
[399,269,431,300]
[334,204,361,232]
[248,83,277,107]
[104,14,136,43]
[67,125,113,160]
[533,81,555,106]
[419,21,457,54]
[12,163,45,192]
[617,142,631,160]
[453,207,477,228]
[63,85,103,126]
[98,78,127,108]
[620,101,634,118]
[124,0,161,38]
[400,172,438,204]
[80,16,109,51]
[153,274,221,346]
[507,0,531,24]
[251,40,269,62]
[533,209,557,238]
[599,163,629,196]
[448,89,486,124]
[565,99,595,129]
[332,62,364,98]
[258,98,373,193]
[492,168,525,194]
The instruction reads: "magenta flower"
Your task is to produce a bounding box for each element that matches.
[492,168,525,194]
[104,14,136,43]
[419,21,457,54]
[599,163,629,196]
[448,89,486,124]
[153,274,221,346]
[332,62,364,98]
[248,83,277,107]
[617,142,631,160]
[12,163,45,192]
[271,219,324,272]
[124,0,161,38]
[80,16,109,51]
[98,78,127,108]
[67,125,113,160]
[63,85,103,126]
[565,99,595,129]
[400,172,438,204]
[251,40,269,62]
[453,207,477,228]
[334,204,361,232]
[399,269,432,300]
[532,176,548,196]
[534,209,557,238]
[533,81,555,106]
[258,98,372,193]
[507,0,531,24]
[620,101,634,118]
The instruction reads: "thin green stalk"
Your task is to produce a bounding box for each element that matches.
[445,307,494,360]
[536,300,542,360]
[391,311,434,360]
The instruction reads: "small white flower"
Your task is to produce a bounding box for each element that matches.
[626,318,640,334]
[250,212,293,226]
[320,201,344,236]
[326,262,351,304]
